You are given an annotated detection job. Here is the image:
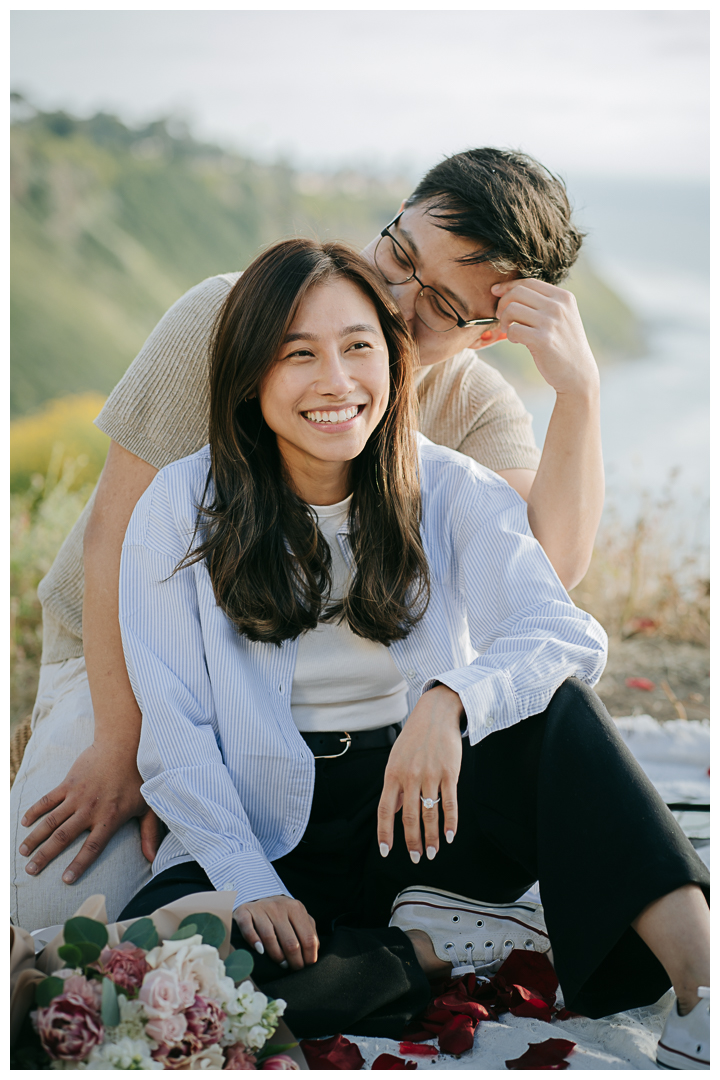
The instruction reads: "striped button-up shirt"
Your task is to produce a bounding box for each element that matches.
[120,437,607,908]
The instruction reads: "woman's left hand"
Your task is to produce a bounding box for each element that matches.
[377,684,464,862]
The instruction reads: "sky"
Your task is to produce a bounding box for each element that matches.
[10,8,709,182]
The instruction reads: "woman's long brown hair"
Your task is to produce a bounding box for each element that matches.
[179,238,430,646]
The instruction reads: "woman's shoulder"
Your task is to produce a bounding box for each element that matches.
[124,446,212,553]
[416,433,525,520]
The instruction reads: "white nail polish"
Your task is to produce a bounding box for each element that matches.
[379,843,389,858]
[410,850,421,864]
[446,830,454,844]
[254,941,265,955]
[427,846,437,861]
[279,959,289,969]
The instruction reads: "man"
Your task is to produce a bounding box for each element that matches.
[11,148,603,929]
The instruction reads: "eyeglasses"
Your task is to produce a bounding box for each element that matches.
[373,213,500,334]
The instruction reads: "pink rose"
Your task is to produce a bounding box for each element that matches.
[97,941,150,993]
[224,1042,258,1069]
[152,1031,203,1069]
[179,979,197,1010]
[139,966,184,1018]
[32,993,104,1061]
[185,994,226,1048]
[62,974,102,1011]
[145,1011,188,1046]
[261,1053,300,1069]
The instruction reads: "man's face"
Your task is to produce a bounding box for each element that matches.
[361,200,515,369]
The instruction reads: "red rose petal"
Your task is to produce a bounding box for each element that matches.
[434,991,492,1022]
[371,1054,418,1070]
[398,1042,440,1057]
[494,951,558,1006]
[505,1037,576,1070]
[300,1034,365,1070]
[437,1013,478,1055]
[509,985,554,1023]
[625,677,655,691]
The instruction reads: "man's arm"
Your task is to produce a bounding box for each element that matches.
[19,442,160,882]
[492,279,604,591]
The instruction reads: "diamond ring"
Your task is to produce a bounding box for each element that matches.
[421,796,441,809]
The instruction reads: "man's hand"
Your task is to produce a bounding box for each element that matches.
[491,279,599,397]
[234,896,319,971]
[377,684,464,862]
[19,740,162,883]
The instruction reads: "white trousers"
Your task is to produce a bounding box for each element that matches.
[10,657,152,931]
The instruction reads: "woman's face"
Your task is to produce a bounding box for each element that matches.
[258,276,391,502]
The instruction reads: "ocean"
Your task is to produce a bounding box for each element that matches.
[521,176,710,553]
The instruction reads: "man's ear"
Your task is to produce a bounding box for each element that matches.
[471,326,507,350]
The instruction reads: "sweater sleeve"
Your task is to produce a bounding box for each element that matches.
[95,274,239,469]
[119,471,291,908]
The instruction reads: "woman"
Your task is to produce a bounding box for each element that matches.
[118,240,708,1064]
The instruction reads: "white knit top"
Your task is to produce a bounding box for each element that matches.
[290,495,409,733]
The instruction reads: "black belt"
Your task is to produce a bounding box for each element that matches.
[301,724,401,759]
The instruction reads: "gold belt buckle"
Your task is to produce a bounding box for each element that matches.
[314,732,352,759]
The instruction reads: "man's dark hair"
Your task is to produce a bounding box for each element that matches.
[407,148,584,284]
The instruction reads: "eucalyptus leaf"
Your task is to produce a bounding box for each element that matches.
[224,948,254,984]
[35,976,65,1008]
[100,977,120,1027]
[77,941,101,966]
[121,917,159,951]
[57,943,82,967]
[178,912,225,950]
[64,916,108,949]
[168,923,197,941]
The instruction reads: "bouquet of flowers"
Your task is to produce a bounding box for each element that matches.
[12,895,302,1070]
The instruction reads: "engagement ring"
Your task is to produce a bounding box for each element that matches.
[421,796,441,809]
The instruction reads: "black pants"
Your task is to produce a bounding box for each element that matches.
[121,680,710,1038]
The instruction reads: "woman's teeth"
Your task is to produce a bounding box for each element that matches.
[304,406,360,424]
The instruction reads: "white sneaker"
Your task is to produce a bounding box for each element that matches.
[389,885,550,978]
[656,987,710,1069]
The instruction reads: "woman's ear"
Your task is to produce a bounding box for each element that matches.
[471,326,507,350]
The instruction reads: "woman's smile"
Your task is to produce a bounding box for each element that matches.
[301,403,364,428]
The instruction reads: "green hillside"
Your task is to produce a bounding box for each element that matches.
[11,104,644,417]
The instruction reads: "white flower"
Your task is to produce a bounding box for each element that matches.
[84,1036,164,1069]
[144,934,227,1000]
[246,1024,268,1050]
[187,1043,226,1069]
[49,1062,87,1070]
[106,995,151,1045]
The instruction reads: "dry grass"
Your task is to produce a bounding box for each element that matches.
[570,490,709,647]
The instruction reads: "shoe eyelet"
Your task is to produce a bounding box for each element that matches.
[485,941,494,949]
[504,940,513,949]
[464,941,474,951]
[451,915,459,922]
[476,920,484,927]
[524,940,534,948]
[444,942,454,951]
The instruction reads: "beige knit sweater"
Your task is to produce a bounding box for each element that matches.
[37,273,541,664]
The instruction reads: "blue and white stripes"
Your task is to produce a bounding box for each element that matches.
[119,435,607,908]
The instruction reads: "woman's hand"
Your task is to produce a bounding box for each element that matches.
[19,741,164,883]
[377,684,464,862]
[234,896,319,971]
